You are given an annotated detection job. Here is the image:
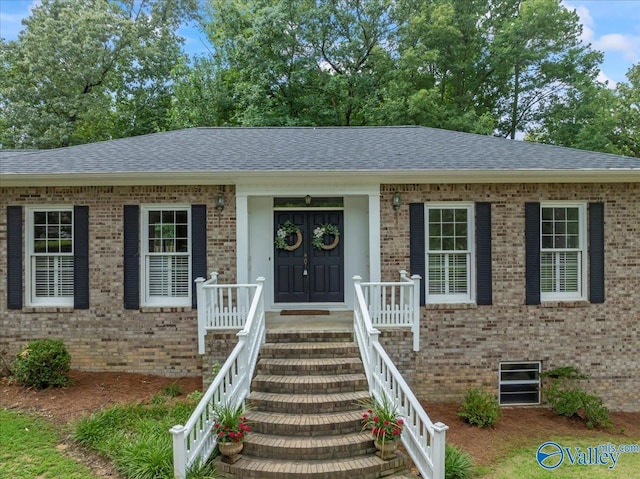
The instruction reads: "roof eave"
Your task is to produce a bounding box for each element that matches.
[1,168,639,188]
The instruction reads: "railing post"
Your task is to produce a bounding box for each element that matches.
[411,274,421,352]
[169,424,187,479]
[196,277,206,355]
[432,422,449,479]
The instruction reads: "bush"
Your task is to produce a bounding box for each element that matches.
[458,388,500,428]
[545,383,612,430]
[445,444,474,479]
[11,339,71,389]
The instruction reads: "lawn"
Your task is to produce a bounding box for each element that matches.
[0,409,102,479]
[477,435,640,479]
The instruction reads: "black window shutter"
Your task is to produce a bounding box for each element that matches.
[475,202,492,305]
[589,202,605,303]
[525,202,541,305]
[7,206,23,310]
[191,205,207,309]
[409,203,426,306]
[73,206,90,309]
[123,205,140,310]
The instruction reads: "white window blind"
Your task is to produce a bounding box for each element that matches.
[425,205,473,303]
[27,208,74,306]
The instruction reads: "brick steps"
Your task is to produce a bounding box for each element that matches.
[247,390,370,414]
[217,454,406,479]
[217,328,407,478]
[257,357,364,375]
[259,341,360,359]
[252,373,368,394]
[247,410,364,436]
[243,431,375,460]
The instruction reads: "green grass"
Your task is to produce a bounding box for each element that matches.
[73,400,215,479]
[0,409,101,479]
[478,436,640,478]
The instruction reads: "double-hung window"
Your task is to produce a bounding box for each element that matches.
[26,208,74,307]
[141,207,191,307]
[540,203,587,301]
[425,204,474,303]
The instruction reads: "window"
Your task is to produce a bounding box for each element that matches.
[26,208,74,306]
[141,207,191,307]
[499,362,541,405]
[425,204,474,303]
[540,203,586,301]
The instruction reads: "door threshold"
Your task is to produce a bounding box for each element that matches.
[270,303,349,312]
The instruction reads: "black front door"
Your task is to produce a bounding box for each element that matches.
[274,211,344,303]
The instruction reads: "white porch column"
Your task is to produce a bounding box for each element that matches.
[368,192,381,282]
[236,193,249,285]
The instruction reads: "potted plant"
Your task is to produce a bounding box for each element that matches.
[213,401,251,463]
[361,395,404,460]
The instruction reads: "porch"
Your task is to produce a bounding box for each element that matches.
[171,273,446,479]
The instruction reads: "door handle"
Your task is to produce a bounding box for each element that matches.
[303,253,308,276]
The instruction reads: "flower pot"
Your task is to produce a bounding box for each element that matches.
[218,441,243,464]
[374,437,398,460]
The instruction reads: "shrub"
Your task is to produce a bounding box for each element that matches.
[545,383,612,429]
[542,365,612,430]
[162,382,183,398]
[445,444,474,479]
[458,388,500,428]
[11,339,71,389]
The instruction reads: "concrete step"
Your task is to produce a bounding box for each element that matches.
[259,341,360,359]
[251,373,368,394]
[243,431,375,460]
[247,390,369,414]
[256,357,364,376]
[246,410,364,437]
[216,453,406,479]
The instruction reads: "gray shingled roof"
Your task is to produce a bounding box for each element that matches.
[1,126,639,177]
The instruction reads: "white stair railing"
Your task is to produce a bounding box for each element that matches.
[354,275,447,479]
[195,272,259,354]
[361,270,421,351]
[170,277,266,479]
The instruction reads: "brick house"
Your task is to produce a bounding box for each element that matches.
[1,126,638,412]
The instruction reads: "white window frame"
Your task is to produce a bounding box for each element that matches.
[25,206,74,307]
[140,205,192,307]
[424,203,475,304]
[499,361,541,406]
[540,202,587,302]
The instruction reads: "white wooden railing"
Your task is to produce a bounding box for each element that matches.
[195,272,260,354]
[170,276,266,479]
[361,270,421,351]
[354,275,448,479]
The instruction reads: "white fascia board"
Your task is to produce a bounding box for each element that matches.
[1,168,639,188]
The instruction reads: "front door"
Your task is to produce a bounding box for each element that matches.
[274,211,344,303]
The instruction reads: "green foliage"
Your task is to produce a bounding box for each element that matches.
[162,382,183,398]
[73,401,198,478]
[458,388,501,428]
[360,395,404,442]
[541,366,589,380]
[445,444,474,479]
[11,339,71,389]
[213,401,251,443]
[187,390,204,401]
[545,383,612,430]
[0,0,196,148]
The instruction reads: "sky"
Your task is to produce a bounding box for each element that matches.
[0,0,639,87]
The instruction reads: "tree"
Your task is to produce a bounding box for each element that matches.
[0,0,196,148]
[201,0,396,126]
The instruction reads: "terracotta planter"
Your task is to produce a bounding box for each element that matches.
[374,437,398,460]
[218,441,243,463]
